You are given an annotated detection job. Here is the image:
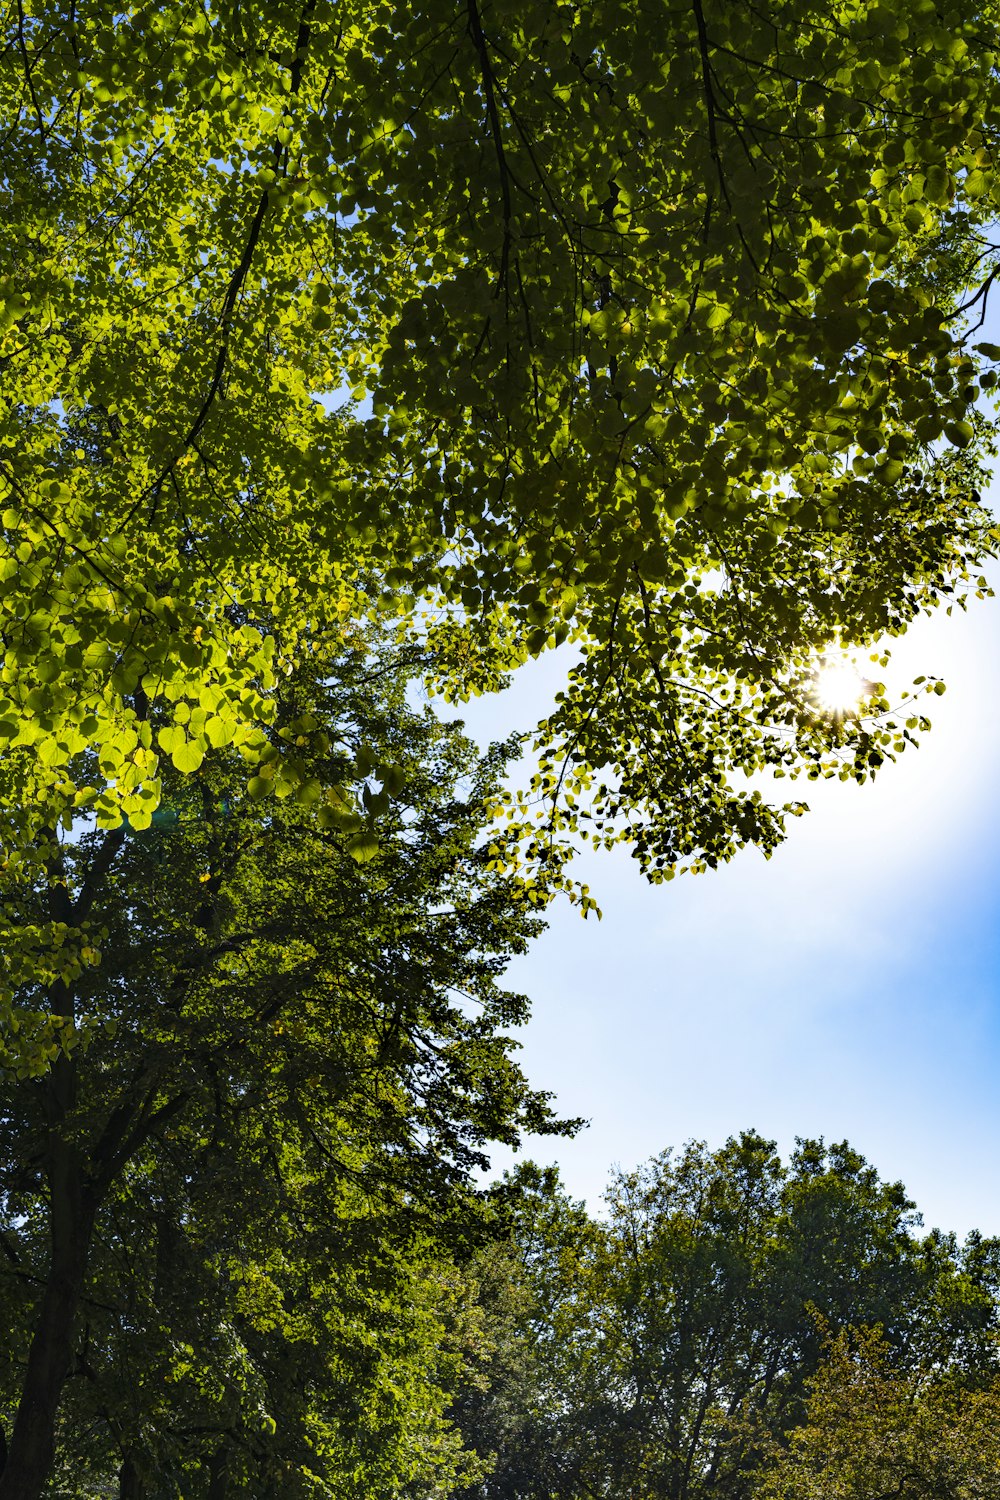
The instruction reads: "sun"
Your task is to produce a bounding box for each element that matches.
[813,658,866,715]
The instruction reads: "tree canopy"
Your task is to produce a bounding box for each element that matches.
[3,0,1000,1064]
[452,1137,1000,1500]
[757,1325,1000,1500]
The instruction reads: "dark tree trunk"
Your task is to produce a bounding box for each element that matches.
[0,1178,93,1498]
[0,832,128,1500]
[118,1449,149,1499]
[207,1443,230,1500]
[0,1054,95,1500]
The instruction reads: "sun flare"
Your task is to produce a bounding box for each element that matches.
[813,659,866,715]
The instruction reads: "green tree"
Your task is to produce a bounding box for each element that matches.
[454,1138,1000,1500]
[450,1166,603,1500]
[0,638,571,1499]
[755,1324,1000,1500]
[3,0,1000,1058]
[37,1087,492,1499]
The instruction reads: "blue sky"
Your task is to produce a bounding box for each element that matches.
[458,544,1000,1240]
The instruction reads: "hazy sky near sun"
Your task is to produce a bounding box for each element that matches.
[456,529,1000,1240]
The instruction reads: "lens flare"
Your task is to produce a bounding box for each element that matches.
[813,659,865,714]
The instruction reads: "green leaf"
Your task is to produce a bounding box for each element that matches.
[346,831,380,863]
[170,740,204,774]
[382,764,405,796]
[158,726,186,755]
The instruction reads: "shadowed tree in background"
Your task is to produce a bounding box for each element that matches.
[452,1137,1000,1500]
[756,1325,1000,1500]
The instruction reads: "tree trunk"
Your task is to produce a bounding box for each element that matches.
[207,1443,230,1500]
[0,1054,95,1500]
[0,1188,93,1498]
[0,835,128,1499]
[118,1449,149,1499]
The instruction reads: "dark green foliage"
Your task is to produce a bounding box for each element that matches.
[453,1137,1000,1500]
[0,642,573,1498]
[757,1325,1000,1500]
